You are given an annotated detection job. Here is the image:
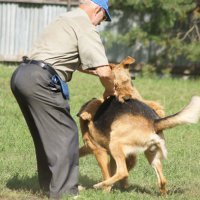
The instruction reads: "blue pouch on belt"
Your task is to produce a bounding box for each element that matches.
[50,74,69,100]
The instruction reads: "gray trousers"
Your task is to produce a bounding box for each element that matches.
[10,63,79,199]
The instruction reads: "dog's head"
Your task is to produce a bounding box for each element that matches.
[110,56,135,85]
[110,57,136,101]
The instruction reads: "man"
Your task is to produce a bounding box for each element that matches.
[10,0,114,199]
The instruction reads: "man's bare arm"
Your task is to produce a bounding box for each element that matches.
[78,66,115,99]
[77,67,98,76]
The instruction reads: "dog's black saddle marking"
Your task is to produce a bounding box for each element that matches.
[93,96,160,133]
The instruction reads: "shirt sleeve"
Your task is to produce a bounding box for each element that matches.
[77,27,109,70]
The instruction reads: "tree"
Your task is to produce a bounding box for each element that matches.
[104,0,200,74]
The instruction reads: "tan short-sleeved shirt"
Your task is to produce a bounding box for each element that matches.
[29,8,109,80]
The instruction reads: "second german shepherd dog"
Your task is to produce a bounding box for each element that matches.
[78,57,200,194]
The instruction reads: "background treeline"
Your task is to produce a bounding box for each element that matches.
[103,0,200,77]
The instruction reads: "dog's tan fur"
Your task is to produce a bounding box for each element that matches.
[78,57,200,194]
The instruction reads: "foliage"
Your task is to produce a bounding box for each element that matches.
[105,0,200,68]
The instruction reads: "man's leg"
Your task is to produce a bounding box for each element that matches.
[10,63,79,198]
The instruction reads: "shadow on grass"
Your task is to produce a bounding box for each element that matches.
[79,175,186,197]
[79,174,98,188]
[167,186,187,195]
[6,173,186,197]
[6,173,97,191]
[120,184,186,196]
[79,175,158,195]
[122,184,154,195]
[6,174,98,192]
[6,174,41,194]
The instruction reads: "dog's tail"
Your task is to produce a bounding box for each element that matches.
[154,96,200,132]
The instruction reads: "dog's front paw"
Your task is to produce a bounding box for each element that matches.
[80,112,92,120]
[94,183,112,192]
[93,182,104,189]
[160,187,167,196]
[117,96,125,103]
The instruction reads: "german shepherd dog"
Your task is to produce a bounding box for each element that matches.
[78,57,200,194]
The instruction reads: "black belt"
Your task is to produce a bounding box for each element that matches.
[22,56,57,76]
[22,56,70,99]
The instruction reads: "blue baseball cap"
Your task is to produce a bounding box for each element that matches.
[91,0,111,21]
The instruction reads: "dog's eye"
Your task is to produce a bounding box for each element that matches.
[124,64,129,69]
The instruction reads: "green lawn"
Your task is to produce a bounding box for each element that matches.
[0,65,200,200]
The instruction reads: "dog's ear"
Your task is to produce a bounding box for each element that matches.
[121,56,135,68]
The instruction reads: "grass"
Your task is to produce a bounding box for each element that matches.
[0,64,200,200]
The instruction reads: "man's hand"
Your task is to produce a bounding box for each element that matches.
[78,65,116,99]
[95,66,115,99]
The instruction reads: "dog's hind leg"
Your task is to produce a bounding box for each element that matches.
[84,142,112,191]
[79,132,93,157]
[93,148,112,191]
[80,134,112,191]
[94,149,111,181]
[94,142,128,189]
[120,154,137,189]
[79,145,91,157]
[82,134,112,191]
[145,149,167,195]
[110,154,137,190]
